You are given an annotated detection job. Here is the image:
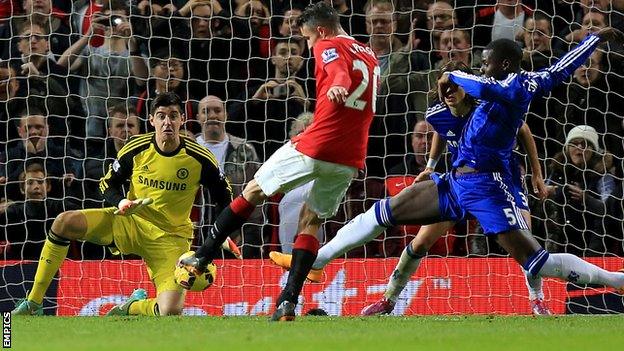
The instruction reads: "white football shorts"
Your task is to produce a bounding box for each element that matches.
[254,142,357,218]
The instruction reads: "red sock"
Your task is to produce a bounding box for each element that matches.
[230,195,255,219]
[293,234,319,255]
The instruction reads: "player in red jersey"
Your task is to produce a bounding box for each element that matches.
[178,2,378,321]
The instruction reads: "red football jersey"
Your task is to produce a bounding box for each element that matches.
[291,35,379,169]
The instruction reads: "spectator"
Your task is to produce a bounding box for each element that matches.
[0,163,80,260]
[387,120,434,177]
[369,28,475,177]
[559,10,608,51]
[231,0,272,80]
[521,13,565,158]
[471,0,533,49]
[194,95,263,258]
[277,112,324,254]
[58,0,148,139]
[195,95,260,196]
[553,49,624,162]
[521,13,563,70]
[271,6,315,102]
[0,63,21,145]
[424,0,456,53]
[228,38,308,160]
[0,0,72,61]
[573,0,624,32]
[538,126,620,256]
[133,48,190,128]
[0,59,82,144]
[13,19,66,83]
[364,0,403,75]
[274,7,304,52]
[83,103,140,204]
[0,106,82,200]
[172,0,247,101]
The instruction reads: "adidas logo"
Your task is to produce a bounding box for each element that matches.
[142,165,149,172]
[446,131,455,137]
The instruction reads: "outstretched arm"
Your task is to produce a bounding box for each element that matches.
[517,122,547,200]
[440,70,526,104]
[530,28,624,95]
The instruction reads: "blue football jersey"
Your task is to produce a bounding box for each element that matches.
[424,102,474,164]
[447,34,601,174]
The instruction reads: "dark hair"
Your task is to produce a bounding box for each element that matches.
[104,0,129,14]
[150,92,183,114]
[18,17,49,35]
[485,38,523,71]
[108,103,138,127]
[273,37,301,52]
[297,2,340,31]
[428,60,475,103]
[527,12,553,35]
[149,47,185,68]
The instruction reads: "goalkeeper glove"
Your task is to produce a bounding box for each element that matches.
[115,198,153,215]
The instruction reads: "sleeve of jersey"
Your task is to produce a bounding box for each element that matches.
[315,42,352,88]
[99,151,133,207]
[199,155,233,212]
[447,71,526,104]
[536,34,601,94]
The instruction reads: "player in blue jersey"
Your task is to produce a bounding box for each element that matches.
[271,29,624,315]
[271,61,552,315]
[431,27,624,297]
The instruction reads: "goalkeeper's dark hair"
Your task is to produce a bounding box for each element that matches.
[297,2,340,31]
[428,61,476,105]
[151,92,183,115]
[485,38,523,72]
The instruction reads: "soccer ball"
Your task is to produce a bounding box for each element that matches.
[174,251,217,291]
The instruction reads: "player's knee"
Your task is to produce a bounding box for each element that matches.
[410,239,428,256]
[242,180,266,205]
[52,211,84,240]
[157,302,184,316]
[298,206,321,229]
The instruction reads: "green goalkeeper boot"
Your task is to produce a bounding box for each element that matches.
[11,298,43,316]
[106,288,148,316]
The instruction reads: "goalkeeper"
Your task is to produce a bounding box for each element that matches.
[12,92,233,316]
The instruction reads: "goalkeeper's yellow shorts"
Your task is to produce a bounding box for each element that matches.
[79,207,192,294]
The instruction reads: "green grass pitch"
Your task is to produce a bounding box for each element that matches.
[11,315,623,351]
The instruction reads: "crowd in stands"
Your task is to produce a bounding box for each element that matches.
[1,0,624,259]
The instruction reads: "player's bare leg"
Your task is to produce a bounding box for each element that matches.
[184,179,266,272]
[517,210,551,315]
[13,211,92,315]
[362,221,454,315]
[155,291,185,315]
[496,229,624,293]
[271,204,322,321]
[389,180,443,225]
[270,180,444,280]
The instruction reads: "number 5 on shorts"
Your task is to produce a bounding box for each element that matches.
[503,208,517,225]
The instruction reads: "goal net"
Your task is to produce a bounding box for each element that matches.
[1,0,623,316]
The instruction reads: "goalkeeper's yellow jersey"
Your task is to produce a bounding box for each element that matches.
[99,132,233,238]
